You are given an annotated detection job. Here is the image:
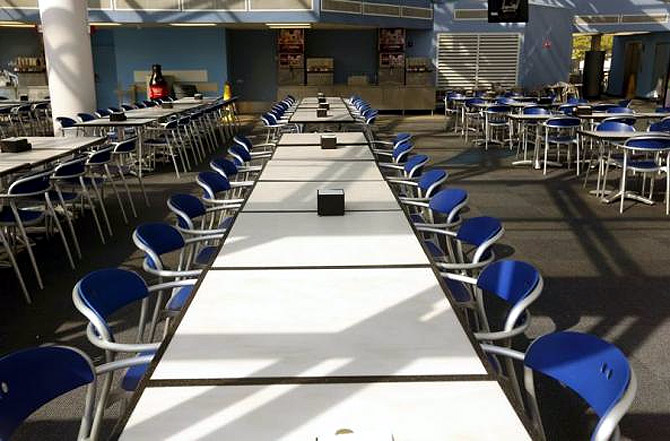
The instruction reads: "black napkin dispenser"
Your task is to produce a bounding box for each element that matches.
[109,112,127,122]
[321,135,337,150]
[317,189,344,216]
[317,108,328,118]
[1,138,32,153]
[319,102,330,110]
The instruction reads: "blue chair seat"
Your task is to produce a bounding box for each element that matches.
[0,207,44,224]
[424,240,445,259]
[195,246,218,266]
[219,217,234,229]
[410,213,426,224]
[443,276,473,304]
[627,160,660,170]
[166,286,194,312]
[121,351,155,392]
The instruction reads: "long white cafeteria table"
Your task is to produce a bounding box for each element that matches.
[0,136,105,177]
[116,127,532,440]
[260,160,383,181]
[273,144,374,161]
[121,381,531,441]
[277,132,368,146]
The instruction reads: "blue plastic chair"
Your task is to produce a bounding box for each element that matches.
[391,168,448,202]
[374,139,414,166]
[417,215,504,276]
[464,97,485,143]
[370,132,412,150]
[592,103,618,112]
[0,345,152,441]
[606,106,634,115]
[542,117,581,175]
[55,116,80,136]
[0,169,76,291]
[482,331,637,441]
[648,119,670,133]
[485,105,511,150]
[615,136,670,214]
[197,171,252,208]
[404,187,468,229]
[73,268,195,398]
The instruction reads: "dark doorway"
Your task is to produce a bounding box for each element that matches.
[622,41,643,98]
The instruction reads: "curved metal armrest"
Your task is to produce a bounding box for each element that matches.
[479,344,525,361]
[439,272,478,286]
[399,196,428,202]
[387,178,418,187]
[249,151,272,158]
[184,233,225,244]
[95,354,155,375]
[435,260,489,271]
[370,140,393,146]
[147,279,198,293]
[238,165,263,172]
[230,182,254,188]
[474,323,530,342]
[142,260,203,278]
[373,149,394,156]
[179,227,228,236]
[415,225,456,236]
[87,326,161,353]
[401,199,429,208]
[378,163,403,170]
[253,142,277,148]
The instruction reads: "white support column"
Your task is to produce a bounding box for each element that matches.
[39,0,96,133]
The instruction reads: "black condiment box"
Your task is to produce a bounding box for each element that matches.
[109,112,127,122]
[317,189,345,216]
[161,102,174,109]
[1,138,32,153]
[317,109,328,118]
[321,135,337,149]
[575,106,592,116]
[319,102,330,110]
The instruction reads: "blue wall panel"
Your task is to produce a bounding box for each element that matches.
[305,30,378,84]
[519,5,573,90]
[91,29,118,110]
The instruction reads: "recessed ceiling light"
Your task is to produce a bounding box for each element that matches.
[266,23,312,29]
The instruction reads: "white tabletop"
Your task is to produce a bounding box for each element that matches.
[273,144,374,161]
[74,117,156,127]
[121,381,530,441]
[278,132,368,146]
[298,102,349,110]
[290,110,354,123]
[212,211,429,268]
[260,160,383,182]
[151,267,486,381]
[0,136,104,176]
[301,97,345,105]
[243,181,399,212]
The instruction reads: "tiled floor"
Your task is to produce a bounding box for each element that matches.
[2,113,669,440]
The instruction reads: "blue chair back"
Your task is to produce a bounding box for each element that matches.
[602,116,635,126]
[8,169,52,196]
[418,169,448,197]
[53,156,87,179]
[649,120,670,133]
[392,140,414,163]
[624,136,670,150]
[75,268,149,321]
[233,135,253,152]
[114,138,138,153]
[210,157,239,178]
[523,107,550,116]
[87,147,113,165]
[95,108,111,117]
[197,171,232,200]
[56,116,77,128]
[477,260,540,305]
[0,346,95,440]
[457,216,503,246]
[592,103,617,112]
[77,112,97,122]
[229,144,252,163]
[545,117,581,128]
[133,223,186,269]
[429,189,468,218]
[606,106,634,114]
[525,331,632,418]
[168,194,207,229]
[403,154,429,178]
[597,121,635,132]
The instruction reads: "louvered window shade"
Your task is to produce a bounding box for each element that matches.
[437,33,521,90]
